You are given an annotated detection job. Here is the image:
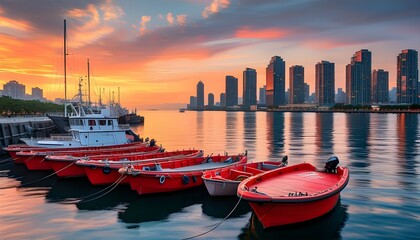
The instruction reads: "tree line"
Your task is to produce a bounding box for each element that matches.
[0,96,63,116]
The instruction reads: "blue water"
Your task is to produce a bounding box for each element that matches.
[0,111,419,239]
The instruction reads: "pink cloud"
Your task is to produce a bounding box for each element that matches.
[167,12,174,25]
[177,15,187,25]
[235,27,289,39]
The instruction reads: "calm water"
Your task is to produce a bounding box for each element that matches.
[0,111,419,239]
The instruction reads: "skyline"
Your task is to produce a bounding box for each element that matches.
[1,0,419,109]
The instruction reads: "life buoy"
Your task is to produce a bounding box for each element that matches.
[159,175,166,184]
[182,175,189,185]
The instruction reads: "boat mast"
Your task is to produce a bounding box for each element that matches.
[64,19,67,116]
[87,58,91,106]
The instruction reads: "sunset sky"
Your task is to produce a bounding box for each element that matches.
[1,0,419,109]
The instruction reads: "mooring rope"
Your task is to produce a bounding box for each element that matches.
[182,193,244,240]
[0,157,13,164]
[57,173,127,205]
[76,175,127,204]
[0,161,15,167]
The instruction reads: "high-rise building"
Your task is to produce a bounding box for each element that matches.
[225,75,238,106]
[3,80,25,99]
[243,68,257,106]
[304,83,310,103]
[259,85,266,105]
[196,81,204,110]
[346,49,372,105]
[32,87,43,100]
[208,93,214,107]
[289,65,305,104]
[189,96,197,109]
[389,87,397,103]
[220,93,226,107]
[397,49,418,104]
[336,88,346,104]
[266,56,286,106]
[315,61,335,106]
[372,69,389,103]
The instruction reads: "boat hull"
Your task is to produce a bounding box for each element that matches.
[248,193,340,228]
[23,154,51,170]
[237,162,349,228]
[78,150,204,184]
[123,155,247,195]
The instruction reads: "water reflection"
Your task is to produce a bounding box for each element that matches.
[226,112,238,153]
[117,187,207,227]
[266,112,285,159]
[239,201,348,240]
[396,114,419,191]
[346,113,371,189]
[315,113,334,156]
[243,112,256,154]
[201,196,251,219]
[289,112,304,154]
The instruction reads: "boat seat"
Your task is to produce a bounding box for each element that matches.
[243,166,265,175]
[262,163,281,170]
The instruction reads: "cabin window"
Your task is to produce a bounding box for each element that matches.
[108,120,113,126]
[88,120,96,126]
[99,120,106,126]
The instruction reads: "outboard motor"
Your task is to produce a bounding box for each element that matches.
[325,156,339,173]
[281,155,288,166]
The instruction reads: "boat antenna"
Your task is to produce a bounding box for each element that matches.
[118,86,120,105]
[64,19,67,116]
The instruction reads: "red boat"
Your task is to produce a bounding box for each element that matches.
[202,156,288,196]
[75,149,204,184]
[237,157,349,228]
[17,143,160,171]
[119,153,247,195]
[4,141,149,164]
[3,144,44,163]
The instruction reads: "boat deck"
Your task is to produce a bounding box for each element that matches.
[250,169,342,197]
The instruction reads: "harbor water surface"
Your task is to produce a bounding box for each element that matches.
[0,111,418,239]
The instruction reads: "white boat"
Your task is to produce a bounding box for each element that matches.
[202,156,288,196]
[20,108,136,147]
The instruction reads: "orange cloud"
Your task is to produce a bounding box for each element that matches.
[202,0,230,18]
[235,27,289,39]
[0,15,31,31]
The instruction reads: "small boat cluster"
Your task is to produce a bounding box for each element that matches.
[3,111,349,228]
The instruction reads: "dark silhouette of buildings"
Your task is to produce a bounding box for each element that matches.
[208,93,214,107]
[289,65,305,104]
[315,61,335,106]
[259,85,266,105]
[196,81,204,110]
[225,75,238,106]
[266,56,286,106]
[372,69,389,103]
[346,49,372,105]
[397,49,418,104]
[243,68,257,106]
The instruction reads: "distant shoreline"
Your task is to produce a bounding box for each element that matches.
[185,109,420,114]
